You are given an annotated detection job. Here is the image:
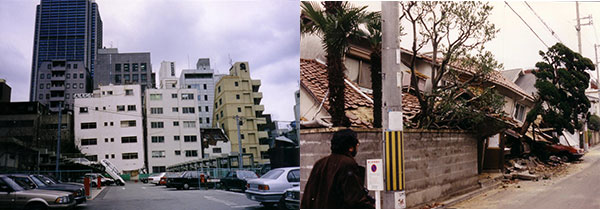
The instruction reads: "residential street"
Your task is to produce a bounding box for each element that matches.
[451,145,600,209]
[74,183,269,210]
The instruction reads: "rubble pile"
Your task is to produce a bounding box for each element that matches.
[503,155,569,181]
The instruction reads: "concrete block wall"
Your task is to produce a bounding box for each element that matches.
[300,128,479,208]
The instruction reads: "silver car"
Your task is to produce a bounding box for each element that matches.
[0,175,76,210]
[245,167,300,207]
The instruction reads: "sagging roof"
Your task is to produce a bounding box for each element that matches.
[301,58,421,128]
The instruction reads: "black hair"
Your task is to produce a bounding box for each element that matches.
[330,129,358,154]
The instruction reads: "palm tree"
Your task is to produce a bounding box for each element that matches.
[363,12,382,128]
[301,1,369,127]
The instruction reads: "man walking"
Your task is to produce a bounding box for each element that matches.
[301,129,375,209]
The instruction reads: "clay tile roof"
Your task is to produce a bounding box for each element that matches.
[301,58,421,128]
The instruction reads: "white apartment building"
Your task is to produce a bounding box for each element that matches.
[179,58,225,128]
[74,84,144,174]
[145,88,205,173]
[159,61,179,89]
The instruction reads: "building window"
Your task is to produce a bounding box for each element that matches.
[150,94,162,100]
[122,152,138,160]
[220,111,223,118]
[81,122,97,129]
[206,118,210,124]
[111,138,114,142]
[79,107,88,113]
[174,150,181,155]
[105,154,109,159]
[204,95,208,101]
[104,122,108,126]
[115,64,121,72]
[125,89,134,95]
[120,120,136,127]
[40,74,44,79]
[47,64,51,69]
[151,150,165,158]
[203,84,207,89]
[66,74,70,79]
[173,121,179,126]
[241,134,245,139]
[150,107,163,114]
[184,135,197,142]
[132,63,139,72]
[81,138,97,146]
[183,121,196,128]
[80,73,84,79]
[171,93,177,99]
[111,154,115,159]
[46,84,50,89]
[141,74,147,82]
[172,107,178,112]
[40,84,43,89]
[236,94,240,100]
[219,98,222,105]
[72,83,77,89]
[204,106,209,112]
[66,83,70,89]
[132,74,139,82]
[212,148,222,153]
[174,136,180,141]
[218,86,221,93]
[151,121,164,128]
[514,103,525,122]
[38,94,43,99]
[185,150,198,157]
[127,105,136,111]
[181,93,194,100]
[124,63,130,72]
[182,107,195,114]
[121,136,138,143]
[73,64,78,69]
[86,155,98,162]
[124,74,130,82]
[199,118,203,123]
[235,81,239,87]
[238,107,242,112]
[152,166,166,173]
[151,136,165,143]
[141,63,147,72]
[117,105,125,111]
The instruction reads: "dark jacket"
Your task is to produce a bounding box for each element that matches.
[301,153,375,209]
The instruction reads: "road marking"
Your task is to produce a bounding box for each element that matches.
[204,196,237,206]
[141,187,146,189]
[121,187,126,190]
[216,190,245,196]
[232,204,257,208]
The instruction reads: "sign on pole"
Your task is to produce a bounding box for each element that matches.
[367,159,383,209]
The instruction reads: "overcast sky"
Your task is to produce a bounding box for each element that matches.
[0,0,299,121]
[355,1,600,78]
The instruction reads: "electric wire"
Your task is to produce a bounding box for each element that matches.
[524,1,563,43]
[505,1,549,48]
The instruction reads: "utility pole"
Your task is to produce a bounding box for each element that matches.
[575,2,593,54]
[56,101,62,179]
[575,1,593,151]
[235,115,243,169]
[382,2,404,209]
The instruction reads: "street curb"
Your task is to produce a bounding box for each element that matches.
[89,186,108,200]
[436,180,502,208]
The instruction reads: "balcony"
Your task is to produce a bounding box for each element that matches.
[49,95,65,101]
[252,92,262,99]
[50,75,65,81]
[50,85,65,91]
[254,104,264,112]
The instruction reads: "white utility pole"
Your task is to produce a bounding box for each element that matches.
[575,2,593,54]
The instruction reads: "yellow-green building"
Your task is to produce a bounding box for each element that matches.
[213,62,270,165]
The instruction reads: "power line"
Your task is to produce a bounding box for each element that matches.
[505,1,549,48]
[523,1,563,43]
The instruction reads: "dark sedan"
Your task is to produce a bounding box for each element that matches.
[165,172,185,188]
[7,174,86,204]
[220,170,258,192]
[170,171,209,190]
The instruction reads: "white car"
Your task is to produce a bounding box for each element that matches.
[245,167,300,207]
[148,172,166,185]
[84,173,114,186]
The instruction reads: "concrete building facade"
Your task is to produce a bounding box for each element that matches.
[74,84,144,174]
[213,62,270,164]
[145,88,211,173]
[36,60,92,112]
[159,61,178,89]
[0,79,11,102]
[179,58,223,128]
[94,48,155,91]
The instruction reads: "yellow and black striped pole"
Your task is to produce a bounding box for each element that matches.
[385,130,405,191]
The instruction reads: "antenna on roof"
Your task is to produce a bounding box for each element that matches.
[228,54,233,66]
[110,41,113,48]
[187,54,190,69]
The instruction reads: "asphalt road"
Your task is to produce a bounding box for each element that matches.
[451,145,600,209]
[74,182,274,210]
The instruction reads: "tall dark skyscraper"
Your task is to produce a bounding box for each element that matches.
[30,0,102,102]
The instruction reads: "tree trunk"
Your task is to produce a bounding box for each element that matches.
[327,54,350,127]
[371,51,382,128]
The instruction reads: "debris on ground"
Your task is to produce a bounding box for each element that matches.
[503,155,570,182]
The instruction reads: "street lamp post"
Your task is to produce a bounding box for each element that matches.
[235,115,243,169]
[56,101,62,179]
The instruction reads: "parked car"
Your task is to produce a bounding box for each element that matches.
[245,167,300,207]
[170,171,209,190]
[0,175,76,210]
[84,173,114,186]
[220,170,258,191]
[148,172,166,185]
[165,172,185,188]
[35,174,83,188]
[6,174,87,204]
[534,141,585,161]
[281,186,300,210]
